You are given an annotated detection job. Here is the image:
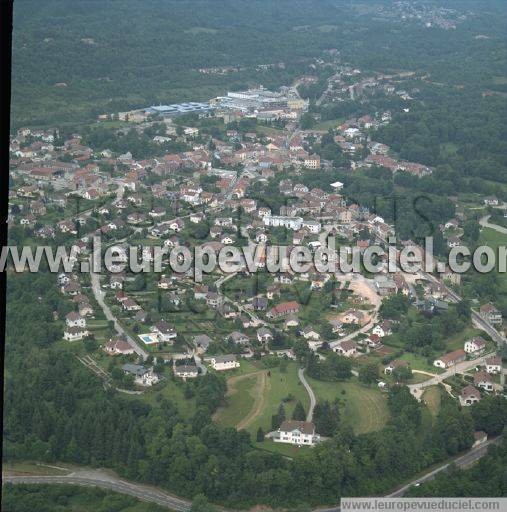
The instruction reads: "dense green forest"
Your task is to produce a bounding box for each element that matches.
[406,437,507,497]
[1,484,168,512]
[4,268,507,508]
[10,0,507,127]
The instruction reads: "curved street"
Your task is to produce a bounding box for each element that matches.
[298,367,316,422]
[4,436,501,512]
[479,214,507,235]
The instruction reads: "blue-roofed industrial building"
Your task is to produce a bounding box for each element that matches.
[145,102,213,117]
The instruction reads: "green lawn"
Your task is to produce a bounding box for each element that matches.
[125,377,197,418]
[306,376,390,434]
[398,352,442,374]
[214,362,309,437]
[254,440,312,459]
[314,117,344,131]
[247,364,309,435]
[422,386,442,418]
[215,374,257,429]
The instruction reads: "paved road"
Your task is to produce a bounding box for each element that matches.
[89,266,148,360]
[2,469,191,511]
[298,367,316,422]
[5,437,499,512]
[479,215,507,235]
[312,437,501,512]
[407,351,496,400]
[2,436,502,512]
[387,436,501,497]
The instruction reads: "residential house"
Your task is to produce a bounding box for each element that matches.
[267,301,300,319]
[384,359,409,374]
[65,312,86,328]
[153,321,177,343]
[367,333,382,349]
[122,298,141,312]
[474,371,493,391]
[228,331,249,345]
[459,385,481,407]
[257,327,273,344]
[122,364,159,386]
[342,309,366,325]
[206,291,223,308]
[210,354,240,371]
[372,320,393,338]
[301,326,320,340]
[334,340,357,358]
[63,326,89,341]
[479,303,502,326]
[104,338,135,356]
[193,334,212,353]
[483,196,499,206]
[252,297,268,311]
[433,349,466,369]
[485,356,502,374]
[174,365,199,379]
[275,420,319,446]
[464,337,487,356]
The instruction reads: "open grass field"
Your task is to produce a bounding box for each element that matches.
[306,376,390,434]
[398,352,443,374]
[254,440,313,459]
[214,361,309,436]
[421,386,442,418]
[314,117,345,131]
[124,377,197,418]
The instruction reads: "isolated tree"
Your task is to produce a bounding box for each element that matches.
[256,427,265,442]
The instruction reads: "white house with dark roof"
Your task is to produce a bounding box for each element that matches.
[65,312,86,328]
[64,326,89,341]
[464,337,487,356]
[485,356,502,374]
[275,420,320,446]
[174,365,199,379]
[210,354,240,371]
[474,371,493,391]
[153,321,177,343]
[333,340,357,358]
[459,385,481,407]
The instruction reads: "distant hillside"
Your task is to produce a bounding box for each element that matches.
[10,0,507,127]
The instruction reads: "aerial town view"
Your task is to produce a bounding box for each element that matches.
[1,1,506,511]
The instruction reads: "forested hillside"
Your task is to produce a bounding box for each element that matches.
[4,269,507,508]
[11,0,507,127]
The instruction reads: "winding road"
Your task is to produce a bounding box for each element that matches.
[479,215,507,235]
[4,436,501,511]
[298,367,316,422]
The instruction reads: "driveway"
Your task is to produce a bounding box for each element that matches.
[298,367,316,422]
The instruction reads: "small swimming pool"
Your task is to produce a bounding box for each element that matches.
[139,333,159,345]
